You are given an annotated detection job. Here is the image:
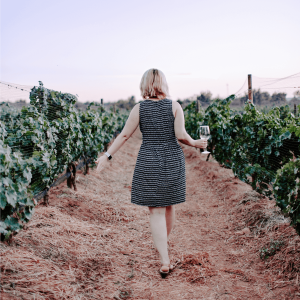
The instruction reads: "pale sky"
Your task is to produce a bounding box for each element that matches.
[1,0,300,102]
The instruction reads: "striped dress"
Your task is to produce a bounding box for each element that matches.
[131,98,186,207]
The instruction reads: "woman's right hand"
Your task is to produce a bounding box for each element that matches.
[194,139,208,149]
[95,155,109,173]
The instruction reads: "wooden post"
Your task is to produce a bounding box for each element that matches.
[195,99,200,113]
[294,104,297,116]
[248,74,255,185]
[101,98,103,105]
[113,104,116,113]
[252,172,257,189]
[248,74,253,104]
[197,100,201,113]
[84,157,89,175]
[43,192,49,206]
[67,163,77,191]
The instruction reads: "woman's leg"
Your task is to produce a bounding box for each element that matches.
[148,206,169,265]
[165,205,175,241]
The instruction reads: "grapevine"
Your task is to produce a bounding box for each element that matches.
[184,97,300,234]
[0,82,128,240]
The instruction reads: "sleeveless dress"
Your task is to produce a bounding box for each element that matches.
[131,98,186,207]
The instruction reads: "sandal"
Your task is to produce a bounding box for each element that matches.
[159,264,174,278]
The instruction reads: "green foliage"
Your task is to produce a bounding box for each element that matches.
[0,121,34,238]
[183,101,205,140]
[184,96,300,234]
[228,102,294,194]
[259,239,285,259]
[273,159,300,233]
[115,96,136,110]
[0,82,128,240]
[202,95,235,167]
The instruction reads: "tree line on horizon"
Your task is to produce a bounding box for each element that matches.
[177,89,300,108]
[233,89,300,106]
[3,89,300,111]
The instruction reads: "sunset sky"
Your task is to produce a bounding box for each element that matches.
[1,0,300,102]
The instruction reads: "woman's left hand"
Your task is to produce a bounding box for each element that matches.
[95,155,109,173]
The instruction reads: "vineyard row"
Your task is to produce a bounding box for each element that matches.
[183,96,300,235]
[0,82,128,241]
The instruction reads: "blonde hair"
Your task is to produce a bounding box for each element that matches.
[140,68,170,100]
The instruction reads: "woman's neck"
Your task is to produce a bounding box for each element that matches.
[147,97,165,101]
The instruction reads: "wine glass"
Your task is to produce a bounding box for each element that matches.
[200,126,211,154]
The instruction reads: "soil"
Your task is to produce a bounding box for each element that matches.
[1,131,300,300]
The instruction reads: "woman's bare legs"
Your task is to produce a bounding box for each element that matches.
[148,207,169,267]
[165,205,175,241]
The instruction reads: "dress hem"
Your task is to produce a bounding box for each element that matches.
[130,200,186,207]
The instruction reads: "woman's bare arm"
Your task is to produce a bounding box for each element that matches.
[95,104,140,173]
[173,101,207,149]
[106,103,140,156]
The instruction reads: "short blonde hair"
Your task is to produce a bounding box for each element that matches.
[140,68,170,100]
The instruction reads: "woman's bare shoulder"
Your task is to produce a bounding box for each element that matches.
[171,100,182,118]
[132,102,140,110]
[173,100,181,108]
[130,102,140,116]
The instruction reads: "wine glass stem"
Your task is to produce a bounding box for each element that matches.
[203,138,208,152]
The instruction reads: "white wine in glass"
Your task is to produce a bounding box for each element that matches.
[200,126,210,154]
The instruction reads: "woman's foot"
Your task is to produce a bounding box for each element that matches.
[160,263,174,271]
[159,263,174,278]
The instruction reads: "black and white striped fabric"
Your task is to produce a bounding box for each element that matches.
[131,98,186,207]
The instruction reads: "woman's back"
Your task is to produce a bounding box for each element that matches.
[140,99,177,145]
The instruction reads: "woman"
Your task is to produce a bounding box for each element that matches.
[96,69,207,278]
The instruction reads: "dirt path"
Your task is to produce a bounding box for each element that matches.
[1,133,300,300]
